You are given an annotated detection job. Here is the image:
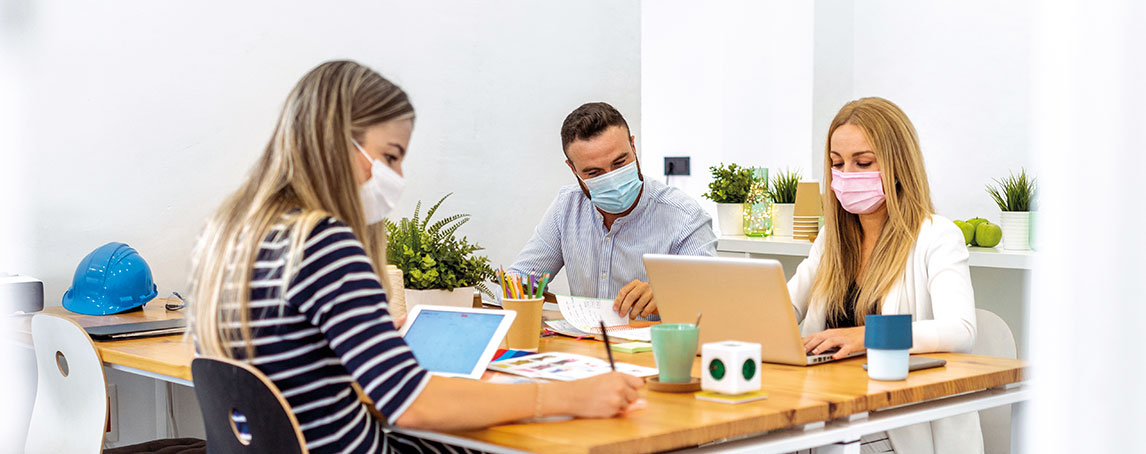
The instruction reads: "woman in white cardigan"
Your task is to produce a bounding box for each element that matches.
[787,97,982,454]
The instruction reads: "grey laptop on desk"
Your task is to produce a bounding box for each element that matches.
[643,254,862,366]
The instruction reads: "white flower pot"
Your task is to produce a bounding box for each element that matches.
[404,287,476,311]
[716,203,746,236]
[772,203,795,237]
[1000,211,1031,251]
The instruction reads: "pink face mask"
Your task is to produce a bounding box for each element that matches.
[831,168,886,214]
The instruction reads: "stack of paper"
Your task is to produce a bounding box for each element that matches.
[488,351,657,381]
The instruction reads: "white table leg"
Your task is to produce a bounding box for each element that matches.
[155,380,170,438]
[1010,397,1027,453]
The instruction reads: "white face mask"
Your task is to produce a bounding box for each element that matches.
[353,139,405,224]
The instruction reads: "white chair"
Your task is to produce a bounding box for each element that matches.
[971,308,1018,454]
[25,314,108,453]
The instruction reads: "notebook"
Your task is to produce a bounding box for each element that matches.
[555,295,652,342]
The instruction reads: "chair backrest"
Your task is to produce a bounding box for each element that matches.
[385,265,407,319]
[972,308,1017,454]
[191,357,308,454]
[25,314,108,454]
[972,308,1017,359]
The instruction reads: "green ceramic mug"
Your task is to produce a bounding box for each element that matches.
[650,323,699,383]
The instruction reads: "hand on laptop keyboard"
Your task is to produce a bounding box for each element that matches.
[808,347,840,357]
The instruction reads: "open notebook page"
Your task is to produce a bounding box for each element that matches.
[555,295,651,342]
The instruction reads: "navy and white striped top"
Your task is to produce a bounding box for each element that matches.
[509,179,717,301]
[226,217,429,453]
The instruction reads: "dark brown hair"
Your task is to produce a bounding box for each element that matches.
[560,102,630,153]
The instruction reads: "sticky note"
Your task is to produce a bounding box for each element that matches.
[611,341,653,353]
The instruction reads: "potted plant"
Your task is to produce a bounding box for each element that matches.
[703,163,755,236]
[986,168,1036,251]
[386,193,495,310]
[770,168,801,237]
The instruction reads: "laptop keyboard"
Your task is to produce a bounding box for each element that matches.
[807,347,840,357]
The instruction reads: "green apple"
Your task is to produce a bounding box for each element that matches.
[954,220,975,245]
[975,222,1003,248]
[967,217,989,228]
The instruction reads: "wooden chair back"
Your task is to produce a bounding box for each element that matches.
[191,357,307,454]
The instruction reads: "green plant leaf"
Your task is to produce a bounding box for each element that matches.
[428,213,468,236]
[385,194,496,291]
[770,168,802,204]
[985,168,1036,211]
[424,193,452,228]
[702,163,756,203]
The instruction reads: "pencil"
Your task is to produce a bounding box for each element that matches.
[497,269,507,298]
[536,274,550,299]
[499,267,508,298]
[600,320,616,371]
[529,270,536,298]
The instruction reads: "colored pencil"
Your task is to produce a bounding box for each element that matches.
[496,269,507,298]
[536,274,550,298]
[529,270,535,298]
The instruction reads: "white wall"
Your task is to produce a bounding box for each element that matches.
[641,0,815,231]
[834,0,1035,220]
[1,0,640,303]
[643,0,1035,225]
[2,0,640,446]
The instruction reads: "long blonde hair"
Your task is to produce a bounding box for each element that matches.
[812,97,934,324]
[189,60,413,359]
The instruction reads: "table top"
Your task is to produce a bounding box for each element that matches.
[444,337,1026,453]
[10,299,194,381]
[9,302,1028,453]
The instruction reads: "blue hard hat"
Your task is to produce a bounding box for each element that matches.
[62,242,158,315]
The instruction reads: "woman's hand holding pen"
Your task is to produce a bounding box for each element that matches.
[558,373,645,418]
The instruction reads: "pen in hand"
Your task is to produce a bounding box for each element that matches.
[600,320,616,371]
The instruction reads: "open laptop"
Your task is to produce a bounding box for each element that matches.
[398,305,516,379]
[643,254,863,366]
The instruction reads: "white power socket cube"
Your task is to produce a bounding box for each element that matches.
[701,341,762,395]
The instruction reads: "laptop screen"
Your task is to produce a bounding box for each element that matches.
[402,309,508,375]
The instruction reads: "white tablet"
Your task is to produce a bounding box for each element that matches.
[398,305,516,379]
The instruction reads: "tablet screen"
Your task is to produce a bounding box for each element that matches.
[403,309,508,375]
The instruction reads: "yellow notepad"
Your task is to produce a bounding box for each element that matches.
[611,342,653,353]
[694,390,769,404]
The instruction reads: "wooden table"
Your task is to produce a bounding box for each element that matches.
[10,299,194,386]
[11,304,1029,453]
[414,337,1027,454]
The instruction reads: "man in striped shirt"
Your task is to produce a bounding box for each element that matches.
[509,102,717,320]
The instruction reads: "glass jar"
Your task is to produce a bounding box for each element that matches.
[743,167,773,237]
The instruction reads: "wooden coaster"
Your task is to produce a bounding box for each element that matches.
[646,376,701,393]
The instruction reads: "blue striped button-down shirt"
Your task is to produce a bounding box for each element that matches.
[509,179,717,302]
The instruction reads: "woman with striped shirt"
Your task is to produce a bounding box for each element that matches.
[189,60,644,453]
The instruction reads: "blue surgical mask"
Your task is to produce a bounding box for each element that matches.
[580,161,643,214]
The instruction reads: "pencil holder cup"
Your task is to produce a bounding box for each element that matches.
[502,297,544,352]
[864,314,912,381]
[701,341,761,395]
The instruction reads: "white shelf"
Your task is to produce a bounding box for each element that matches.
[717,236,1033,270]
[718,235,813,257]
